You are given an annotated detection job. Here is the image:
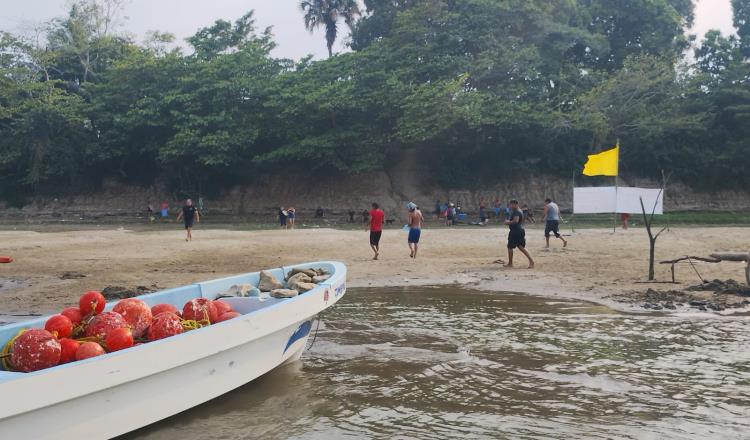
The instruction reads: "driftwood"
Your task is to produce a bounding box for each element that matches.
[660,253,750,285]
[712,253,750,287]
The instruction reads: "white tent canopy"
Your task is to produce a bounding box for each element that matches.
[573,187,664,214]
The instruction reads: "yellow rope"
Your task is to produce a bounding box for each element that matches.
[181,319,210,331]
[181,309,211,331]
[1,329,28,372]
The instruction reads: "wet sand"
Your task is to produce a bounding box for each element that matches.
[1,225,749,315]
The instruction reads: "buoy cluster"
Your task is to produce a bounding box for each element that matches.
[1,292,240,373]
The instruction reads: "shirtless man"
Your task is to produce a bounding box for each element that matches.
[406,202,424,258]
[504,199,534,268]
[543,198,567,248]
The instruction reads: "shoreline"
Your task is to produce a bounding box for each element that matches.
[1,226,749,318]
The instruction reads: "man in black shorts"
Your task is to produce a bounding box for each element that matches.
[176,198,200,242]
[367,203,385,260]
[504,199,534,268]
[543,198,567,248]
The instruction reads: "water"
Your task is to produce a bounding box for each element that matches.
[125,287,750,439]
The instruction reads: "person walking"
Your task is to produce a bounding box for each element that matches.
[543,198,567,248]
[620,213,631,230]
[406,202,424,258]
[176,198,200,242]
[504,199,534,268]
[367,202,385,260]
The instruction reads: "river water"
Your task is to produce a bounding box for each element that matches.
[125,287,750,440]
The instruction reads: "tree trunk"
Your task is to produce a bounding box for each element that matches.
[649,237,656,280]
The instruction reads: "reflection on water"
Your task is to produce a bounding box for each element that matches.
[125,287,750,440]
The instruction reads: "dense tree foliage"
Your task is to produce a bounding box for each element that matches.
[1,0,748,203]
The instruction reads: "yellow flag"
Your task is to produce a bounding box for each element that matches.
[582,146,619,176]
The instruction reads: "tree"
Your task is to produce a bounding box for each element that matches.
[186,11,272,59]
[732,0,750,56]
[299,0,361,57]
[46,0,131,84]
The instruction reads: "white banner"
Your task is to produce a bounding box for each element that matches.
[574,187,664,214]
[573,187,617,214]
[616,187,664,214]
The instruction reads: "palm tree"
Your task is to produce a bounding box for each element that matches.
[299,0,361,58]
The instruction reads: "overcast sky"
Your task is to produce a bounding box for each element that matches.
[0,0,738,60]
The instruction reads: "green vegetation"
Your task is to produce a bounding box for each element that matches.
[1,0,749,203]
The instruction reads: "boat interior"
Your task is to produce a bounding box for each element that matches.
[0,262,338,377]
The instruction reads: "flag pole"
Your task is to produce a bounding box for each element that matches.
[571,168,576,233]
[612,139,620,233]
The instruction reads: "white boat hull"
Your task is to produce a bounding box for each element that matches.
[0,261,347,439]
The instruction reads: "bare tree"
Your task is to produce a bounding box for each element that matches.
[640,192,666,281]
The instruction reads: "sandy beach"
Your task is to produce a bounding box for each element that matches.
[1,224,749,315]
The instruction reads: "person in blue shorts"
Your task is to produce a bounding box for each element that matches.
[406,202,424,258]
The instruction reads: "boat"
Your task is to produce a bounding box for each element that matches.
[0,261,347,439]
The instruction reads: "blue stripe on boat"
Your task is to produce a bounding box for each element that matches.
[284,320,313,354]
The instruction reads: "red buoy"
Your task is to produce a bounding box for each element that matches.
[113,298,152,338]
[11,329,61,372]
[213,300,234,317]
[182,298,218,323]
[61,307,83,325]
[216,311,241,323]
[76,342,105,360]
[59,338,80,364]
[85,311,126,338]
[147,312,184,341]
[151,303,179,317]
[105,327,134,352]
[79,291,106,316]
[0,256,13,263]
[45,314,73,339]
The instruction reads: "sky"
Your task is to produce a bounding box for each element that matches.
[0,0,738,60]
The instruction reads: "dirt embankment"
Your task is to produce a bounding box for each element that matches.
[2,152,750,223]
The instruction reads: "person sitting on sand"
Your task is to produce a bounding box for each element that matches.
[504,199,534,268]
[176,198,200,242]
[407,202,424,258]
[522,204,536,224]
[160,200,169,220]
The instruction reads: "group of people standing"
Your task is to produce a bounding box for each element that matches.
[366,197,567,267]
[278,207,297,229]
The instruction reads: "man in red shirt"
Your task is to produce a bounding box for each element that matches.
[367,202,385,260]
